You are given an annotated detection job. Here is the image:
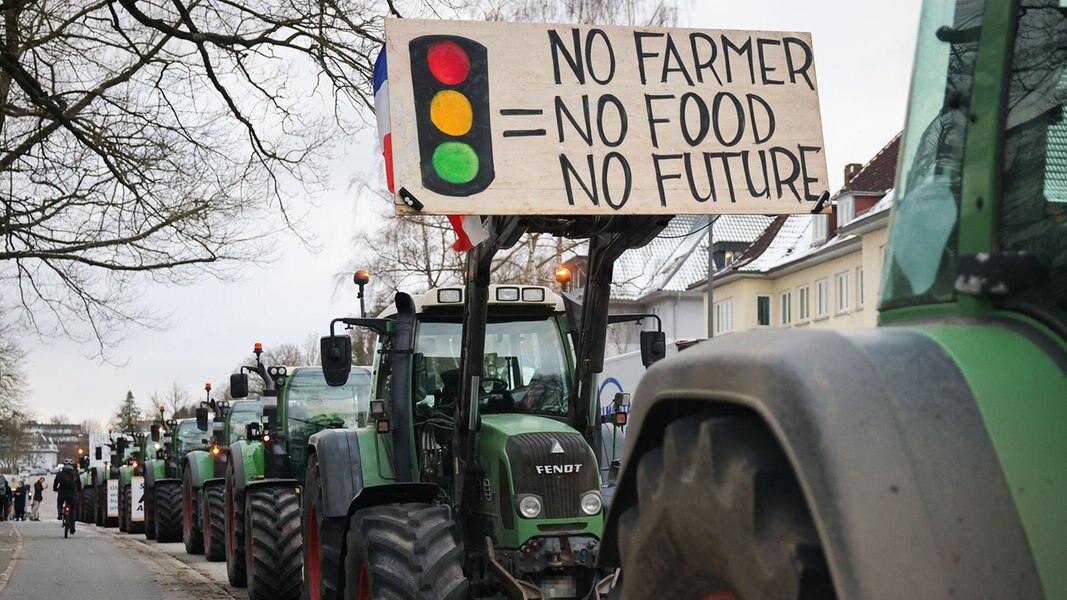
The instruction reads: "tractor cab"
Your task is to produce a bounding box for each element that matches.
[281,365,371,481]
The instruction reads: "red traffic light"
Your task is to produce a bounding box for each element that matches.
[427,41,470,85]
[353,269,371,286]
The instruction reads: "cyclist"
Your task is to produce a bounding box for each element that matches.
[53,459,81,534]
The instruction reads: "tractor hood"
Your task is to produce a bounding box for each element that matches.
[477,414,603,549]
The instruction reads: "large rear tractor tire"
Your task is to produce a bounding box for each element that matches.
[203,484,226,561]
[343,503,467,599]
[95,485,105,527]
[303,453,346,600]
[126,485,144,534]
[154,481,183,543]
[225,461,248,587]
[245,486,302,600]
[614,414,836,600]
[145,486,157,540]
[82,488,96,524]
[183,471,204,554]
[118,486,128,532]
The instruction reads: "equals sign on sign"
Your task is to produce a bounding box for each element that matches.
[500,108,547,137]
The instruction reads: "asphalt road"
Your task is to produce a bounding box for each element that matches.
[0,519,245,600]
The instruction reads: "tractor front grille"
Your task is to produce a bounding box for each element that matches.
[505,432,597,519]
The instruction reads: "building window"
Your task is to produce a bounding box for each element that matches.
[816,278,829,318]
[780,291,792,326]
[756,295,771,327]
[723,250,737,267]
[856,267,865,309]
[797,286,810,322]
[714,298,734,335]
[838,196,856,226]
[812,214,829,245]
[835,271,850,313]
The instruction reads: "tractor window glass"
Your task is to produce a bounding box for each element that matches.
[175,421,207,456]
[287,368,371,436]
[881,0,984,311]
[416,317,571,417]
[999,0,1067,327]
[228,402,263,442]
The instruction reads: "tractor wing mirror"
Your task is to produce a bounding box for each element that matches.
[95,447,102,461]
[230,373,249,399]
[320,335,353,387]
[150,423,161,442]
[640,330,666,367]
[196,406,210,431]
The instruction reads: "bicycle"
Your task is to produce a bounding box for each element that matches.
[61,500,73,538]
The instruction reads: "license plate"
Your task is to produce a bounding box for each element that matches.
[536,576,578,599]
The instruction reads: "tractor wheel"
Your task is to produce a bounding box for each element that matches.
[303,453,345,600]
[245,486,302,600]
[119,485,128,532]
[145,486,156,540]
[95,486,104,526]
[82,488,96,524]
[343,503,467,599]
[126,484,144,534]
[202,485,226,561]
[183,471,204,554]
[154,481,183,543]
[225,460,248,587]
[614,414,837,600]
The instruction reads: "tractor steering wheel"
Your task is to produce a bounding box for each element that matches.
[480,378,509,394]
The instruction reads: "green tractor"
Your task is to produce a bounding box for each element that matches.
[308,262,659,599]
[144,417,206,543]
[77,456,95,524]
[184,392,264,561]
[195,398,264,561]
[599,0,1067,598]
[117,432,147,534]
[223,343,371,600]
[91,431,137,528]
[177,384,226,555]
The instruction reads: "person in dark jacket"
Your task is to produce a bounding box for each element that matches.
[0,476,9,522]
[30,477,44,521]
[12,480,27,521]
[53,460,82,532]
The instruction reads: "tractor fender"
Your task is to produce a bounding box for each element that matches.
[601,327,1041,599]
[245,478,300,492]
[307,429,365,519]
[202,477,225,490]
[144,460,165,490]
[346,483,438,518]
[183,451,215,490]
[227,440,263,494]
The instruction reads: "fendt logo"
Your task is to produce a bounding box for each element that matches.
[535,464,583,475]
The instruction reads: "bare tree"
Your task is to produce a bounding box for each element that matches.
[0,0,481,352]
[148,382,194,420]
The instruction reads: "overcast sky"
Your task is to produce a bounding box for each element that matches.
[21,0,922,426]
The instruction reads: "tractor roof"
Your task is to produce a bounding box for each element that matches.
[377,284,564,318]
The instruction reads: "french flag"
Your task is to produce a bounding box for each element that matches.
[373,48,488,253]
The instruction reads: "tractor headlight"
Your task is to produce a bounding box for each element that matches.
[518,495,543,519]
[580,491,602,516]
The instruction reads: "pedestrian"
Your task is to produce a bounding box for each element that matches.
[0,476,8,522]
[12,480,27,521]
[30,477,44,521]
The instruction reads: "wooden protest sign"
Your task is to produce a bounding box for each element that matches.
[382,18,829,215]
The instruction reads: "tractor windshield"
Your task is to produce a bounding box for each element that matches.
[415,317,572,418]
[998,0,1067,328]
[881,0,984,311]
[174,421,207,456]
[228,401,264,442]
[286,367,371,438]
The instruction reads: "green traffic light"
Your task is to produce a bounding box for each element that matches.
[432,142,479,184]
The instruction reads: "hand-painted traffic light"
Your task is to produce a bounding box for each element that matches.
[409,35,494,196]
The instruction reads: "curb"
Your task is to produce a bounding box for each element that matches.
[0,522,24,596]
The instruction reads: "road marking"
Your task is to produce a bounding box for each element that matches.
[0,523,24,595]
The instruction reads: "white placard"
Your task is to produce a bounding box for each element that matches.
[131,477,146,522]
[106,480,119,518]
[384,19,828,215]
